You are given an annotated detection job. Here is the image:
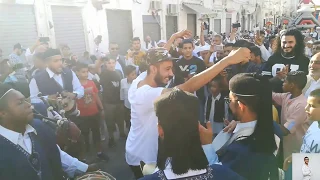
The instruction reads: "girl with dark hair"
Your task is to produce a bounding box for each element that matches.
[140,89,245,180]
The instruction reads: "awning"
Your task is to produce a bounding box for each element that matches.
[183,3,217,18]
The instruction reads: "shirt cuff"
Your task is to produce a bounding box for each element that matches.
[202,143,219,165]
[74,161,89,173]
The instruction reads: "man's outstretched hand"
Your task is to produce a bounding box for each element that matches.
[199,122,213,145]
[225,47,251,65]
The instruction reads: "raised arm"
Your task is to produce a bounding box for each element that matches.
[164,30,192,51]
[176,48,251,93]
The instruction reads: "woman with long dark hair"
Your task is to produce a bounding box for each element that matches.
[140,89,245,180]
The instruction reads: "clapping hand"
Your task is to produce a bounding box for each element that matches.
[276,65,289,80]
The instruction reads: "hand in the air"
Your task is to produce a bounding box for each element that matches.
[223,120,237,133]
[198,121,213,145]
[225,47,251,65]
[174,30,192,39]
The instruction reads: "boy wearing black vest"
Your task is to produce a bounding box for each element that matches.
[204,78,225,136]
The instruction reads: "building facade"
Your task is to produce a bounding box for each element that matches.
[0,0,283,57]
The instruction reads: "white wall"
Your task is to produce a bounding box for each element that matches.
[292,153,320,180]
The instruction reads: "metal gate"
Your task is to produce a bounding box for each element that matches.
[214,19,221,34]
[51,6,86,57]
[106,10,133,55]
[166,16,178,40]
[143,15,161,42]
[0,4,38,57]
[187,14,197,38]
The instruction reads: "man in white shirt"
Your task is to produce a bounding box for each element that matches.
[29,48,84,104]
[254,30,271,61]
[303,53,320,98]
[302,157,312,180]
[125,30,251,179]
[0,84,97,179]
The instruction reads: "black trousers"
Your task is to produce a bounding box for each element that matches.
[124,106,131,129]
[129,165,143,179]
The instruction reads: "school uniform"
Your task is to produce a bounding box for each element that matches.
[204,93,225,134]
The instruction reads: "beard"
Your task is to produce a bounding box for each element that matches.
[154,72,172,87]
[281,47,295,57]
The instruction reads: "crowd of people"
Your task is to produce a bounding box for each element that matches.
[2,22,320,180]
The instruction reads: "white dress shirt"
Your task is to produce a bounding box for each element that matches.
[116,56,124,77]
[302,164,312,180]
[29,68,84,103]
[0,124,88,178]
[255,44,271,61]
[304,76,320,98]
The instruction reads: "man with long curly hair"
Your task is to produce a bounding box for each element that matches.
[262,29,309,92]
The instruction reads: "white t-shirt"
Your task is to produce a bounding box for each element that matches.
[120,78,131,109]
[301,121,320,153]
[125,72,164,165]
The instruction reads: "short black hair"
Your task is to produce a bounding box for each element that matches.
[285,71,307,90]
[0,83,14,108]
[124,65,136,76]
[259,30,265,36]
[132,37,140,43]
[225,43,234,47]
[309,89,320,102]
[250,46,262,57]
[74,63,88,72]
[234,40,254,48]
[208,77,222,88]
[304,156,309,159]
[181,39,194,48]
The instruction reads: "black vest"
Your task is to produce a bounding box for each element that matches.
[205,95,225,123]
[34,68,73,96]
[0,119,64,180]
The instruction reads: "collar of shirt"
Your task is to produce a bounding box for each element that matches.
[46,67,60,78]
[233,120,257,134]
[212,93,221,101]
[0,124,37,145]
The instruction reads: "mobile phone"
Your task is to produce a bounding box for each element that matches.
[39,37,50,43]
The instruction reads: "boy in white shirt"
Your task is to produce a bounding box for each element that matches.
[120,65,137,130]
[301,89,320,153]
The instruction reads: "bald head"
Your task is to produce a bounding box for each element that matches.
[309,52,320,78]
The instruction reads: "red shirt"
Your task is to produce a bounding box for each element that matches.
[77,80,100,116]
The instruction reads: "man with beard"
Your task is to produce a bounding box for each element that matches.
[303,53,320,97]
[108,42,126,77]
[29,48,84,104]
[262,29,309,92]
[125,33,251,179]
